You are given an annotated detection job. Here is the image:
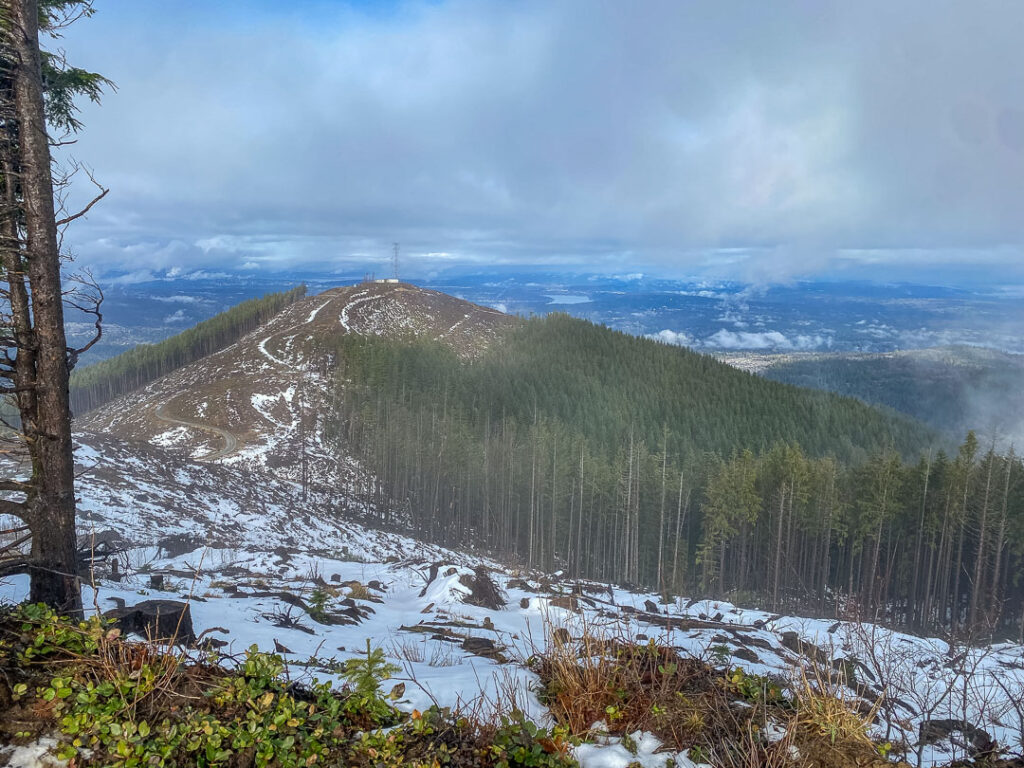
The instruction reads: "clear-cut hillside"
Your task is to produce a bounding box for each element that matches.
[1,428,1019,767]
[77,281,512,494]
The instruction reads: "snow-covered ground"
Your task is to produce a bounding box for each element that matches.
[3,431,1024,767]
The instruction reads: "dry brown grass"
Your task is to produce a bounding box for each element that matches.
[787,661,899,768]
[532,618,898,768]
[346,582,373,601]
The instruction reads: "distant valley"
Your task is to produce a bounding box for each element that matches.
[72,273,1024,363]
[720,345,1024,445]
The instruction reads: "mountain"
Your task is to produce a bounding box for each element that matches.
[77,281,512,498]
[77,281,933,501]
[72,281,960,607]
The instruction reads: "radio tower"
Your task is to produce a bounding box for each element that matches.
[392,242,400,281]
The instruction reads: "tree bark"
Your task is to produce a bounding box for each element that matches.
[9,0,81,614]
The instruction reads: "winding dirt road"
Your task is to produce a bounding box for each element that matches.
[154,402,239,462]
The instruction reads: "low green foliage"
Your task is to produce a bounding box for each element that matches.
[0,604,577,768]
[25,640,397,767]
[726,666,785,705]
[13,601,107,659]
[489,712,575,768]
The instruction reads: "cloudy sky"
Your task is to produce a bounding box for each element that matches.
[54,0,1024,285]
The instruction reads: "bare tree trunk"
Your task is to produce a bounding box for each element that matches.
[672,471,686,593]
[772,482,786,611]
[10,0,81,613]
[819,463,835,612]
[988,450,1013,626]
[910,452,931,629]
[968,448,995,631]
[656,429,667,590]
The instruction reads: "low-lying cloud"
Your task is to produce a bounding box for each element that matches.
[649,329,694,347]
[162,309,187,324]
[703,329,832,351]
[651,327,833,351]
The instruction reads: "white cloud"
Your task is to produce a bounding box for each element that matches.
[54,0,1024,284]
[151,294,204,304]
[162,309,187,324]
[105,270,158,285]
[181,270,231,281]
[702,329,830,350]
[648,329,693,347]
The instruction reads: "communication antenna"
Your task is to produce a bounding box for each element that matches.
[392,242,400,281]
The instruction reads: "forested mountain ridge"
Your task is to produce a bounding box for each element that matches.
[332,320,1024,637]
[334,313,934,466]
[82,280,930,489]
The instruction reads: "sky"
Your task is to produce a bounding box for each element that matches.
[52,0,1024,286]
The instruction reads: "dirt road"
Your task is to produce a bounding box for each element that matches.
[154,402,239,461]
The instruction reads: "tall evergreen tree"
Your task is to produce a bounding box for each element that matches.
[0,0,109,611]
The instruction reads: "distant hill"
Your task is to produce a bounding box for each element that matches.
[748,345,1024,444]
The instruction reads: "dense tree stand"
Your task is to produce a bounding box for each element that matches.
[327,322,1024,639]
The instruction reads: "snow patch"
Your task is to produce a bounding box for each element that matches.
[151,426,192,448]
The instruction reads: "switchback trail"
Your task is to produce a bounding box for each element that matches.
[154,402,239,461]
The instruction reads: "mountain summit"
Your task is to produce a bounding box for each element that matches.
[79,282,512,491]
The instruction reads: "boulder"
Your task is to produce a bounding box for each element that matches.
[462,636,496,653]
[733,647,761,665]
[462,636,507,662]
